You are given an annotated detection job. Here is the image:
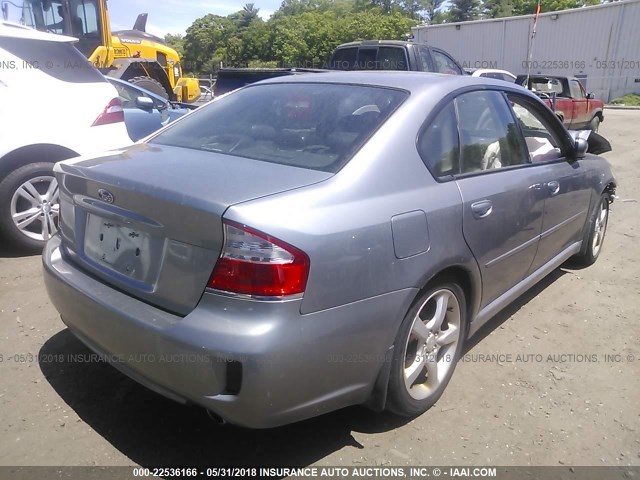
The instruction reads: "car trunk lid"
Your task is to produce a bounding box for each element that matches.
[55,144,331,315]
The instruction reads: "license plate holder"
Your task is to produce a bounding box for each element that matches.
[84,214,151,280]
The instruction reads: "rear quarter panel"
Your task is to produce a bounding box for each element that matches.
[225,90,481,318]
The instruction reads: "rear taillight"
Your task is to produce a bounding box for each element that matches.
[92,98,125,126]
[207,221,309,298]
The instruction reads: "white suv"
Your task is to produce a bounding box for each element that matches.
[0,22,131,251]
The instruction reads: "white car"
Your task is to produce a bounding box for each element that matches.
[0,22,131,251]
[469,68,517,83]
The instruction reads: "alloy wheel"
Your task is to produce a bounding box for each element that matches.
[10,176,59,242]
[403,288,462,400]
[592,198,608,257]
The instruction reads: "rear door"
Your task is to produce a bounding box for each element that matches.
[453,90,548,307]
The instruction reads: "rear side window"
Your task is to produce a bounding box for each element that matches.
[111,80,164,110]
[151,83,408,173]
[455,90,529,174]
[431,50,462,75]
[418,102,460,177]
[330,48,357,70]
[0,37,104,83]
[417,46,432,71]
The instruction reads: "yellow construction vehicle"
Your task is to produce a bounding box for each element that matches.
[5,0,200,102]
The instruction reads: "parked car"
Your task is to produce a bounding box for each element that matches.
[0,22,131,251]
[467,68,516,82]
[44,72,615,428]
[106,77,197,141]
[329,40,465,74]
[516,75,604,131]
[214,40,465,96]
[213,67,323,97]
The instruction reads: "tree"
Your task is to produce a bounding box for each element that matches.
[489,0,601,17]
[449,0,480,21]
[229,3,261,32]
[164,33,185,57]
[183,14,237,72]
[482,0,514,18]
[424,0,446,21]
[242,3,260,24]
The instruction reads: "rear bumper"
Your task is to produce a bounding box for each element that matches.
[43,236,415,428]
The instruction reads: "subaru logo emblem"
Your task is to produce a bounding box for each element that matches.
[98,189,115,204]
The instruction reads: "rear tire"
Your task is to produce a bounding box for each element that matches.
[573,193,610,266]
[128,76,169,100]
[387,280,467,417]
[590,115,601,132]
[0,162,59,252]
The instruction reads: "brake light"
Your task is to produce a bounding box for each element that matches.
[92,98,124,126]
[207,221,309,297]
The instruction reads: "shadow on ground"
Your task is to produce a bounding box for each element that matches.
[0,243,36,259]
[39,329,409,467]
[39,268,568,467]
[464,268,567,352]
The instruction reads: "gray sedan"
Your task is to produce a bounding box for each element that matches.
[43,72,616,428]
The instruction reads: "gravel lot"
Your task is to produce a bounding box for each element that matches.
[0,110,638,469]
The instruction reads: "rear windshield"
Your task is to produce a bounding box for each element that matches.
[151,83,408,173]
[517,76,566,96]
[0,37,104,83]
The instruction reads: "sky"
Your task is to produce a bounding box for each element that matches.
[4,0,279,37]
[109,0,278,37]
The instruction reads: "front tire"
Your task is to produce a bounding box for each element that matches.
[590,115,601,132]
[573,193,610,266]
[387,280,468,416]
[0,162,59,252]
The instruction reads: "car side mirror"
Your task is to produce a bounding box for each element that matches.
[573,137,589,159]
[586,92,594,100]
[135,96,155,111]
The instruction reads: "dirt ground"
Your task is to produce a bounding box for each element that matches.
[0,110,638,469]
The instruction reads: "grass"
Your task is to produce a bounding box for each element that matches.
[610,94,640,106]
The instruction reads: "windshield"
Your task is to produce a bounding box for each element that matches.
[23,1,98,36]
[23,0,102,56]
[150,83,408,173]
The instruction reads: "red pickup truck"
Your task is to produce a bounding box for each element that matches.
[516,75,604,132]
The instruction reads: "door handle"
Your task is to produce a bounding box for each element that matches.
[471,200,493,219]
[547,181,560,196]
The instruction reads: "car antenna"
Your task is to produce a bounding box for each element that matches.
[525,0,542,88]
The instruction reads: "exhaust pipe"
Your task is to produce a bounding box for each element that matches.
[206,409,227,425]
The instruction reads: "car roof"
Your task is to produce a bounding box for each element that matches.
[255,70,533,97]
[473,69,516,76]
[335,40,420,48]
[0,21,76,42]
